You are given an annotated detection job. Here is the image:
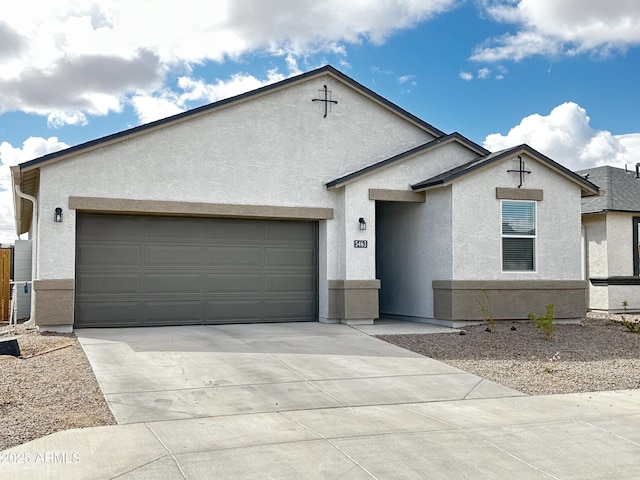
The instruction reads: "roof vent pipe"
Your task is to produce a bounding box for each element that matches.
[13,185,37,327]
[636,163,640,179]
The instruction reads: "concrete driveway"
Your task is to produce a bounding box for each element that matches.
[3,321,640,479]
[77,322,521,424]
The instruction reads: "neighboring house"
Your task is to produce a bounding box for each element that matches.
[578,165,640,313]
[11,65,598,331]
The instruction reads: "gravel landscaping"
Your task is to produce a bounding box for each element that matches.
[377,315,640,395]
[0,325,115,451]
[1,315,639,451]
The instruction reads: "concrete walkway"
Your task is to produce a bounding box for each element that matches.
[2,321,640,479]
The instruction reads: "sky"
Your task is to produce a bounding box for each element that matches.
[1,0,639,243]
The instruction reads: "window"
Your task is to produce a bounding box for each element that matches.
[502,200,536,271]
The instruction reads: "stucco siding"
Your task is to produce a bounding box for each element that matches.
[583,215,607,278]
[377,186,452,319]
[582,214,608,311]
[451,154,583,281]
[604,212,639,312]
[35,74,435,281]
[605,212,634,276]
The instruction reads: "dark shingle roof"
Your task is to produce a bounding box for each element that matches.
[577,165,640,213]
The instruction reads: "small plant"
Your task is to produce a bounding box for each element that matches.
[478,289,495,332]
[620,300,640,333]
[544,351,561,373]
[528,304,556,340]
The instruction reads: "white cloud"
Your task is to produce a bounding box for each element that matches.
[47,110,88,128]
[474,0,640,62]
[397,75,416,85]
[0,136,69,243]
[0,136,69,166]
[131,69,287,125]
[130,94,185,125]
[483,102,640,171]
[460,71,473,81]
[179,70,286,104]
[0,0,456,123]
[477,67,491,79]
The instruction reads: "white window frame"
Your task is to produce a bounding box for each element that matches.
[501,200,537,273]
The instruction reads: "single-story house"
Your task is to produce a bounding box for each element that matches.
[578,165,640,313]
[11,65,599,331]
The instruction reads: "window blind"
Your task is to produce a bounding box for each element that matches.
[502,201,535,271]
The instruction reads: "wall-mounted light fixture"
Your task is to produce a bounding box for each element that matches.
[54,207,63,223]
[358,217,366,231]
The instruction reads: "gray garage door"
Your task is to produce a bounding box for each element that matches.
[75,213,318,327]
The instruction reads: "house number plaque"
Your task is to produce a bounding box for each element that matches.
[354,240,368,248]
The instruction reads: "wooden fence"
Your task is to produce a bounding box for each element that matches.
[0,248,11,321]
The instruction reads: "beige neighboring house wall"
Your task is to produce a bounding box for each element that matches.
[583,212,640,313]
[578,165,640,314]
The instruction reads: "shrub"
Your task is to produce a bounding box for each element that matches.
[620,300,640,333]
[478,289,495,331]
[528,304,556,340]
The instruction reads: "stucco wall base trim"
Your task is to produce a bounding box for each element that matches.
[69,197,334,220]
[328,280,380,321]
[380,313,485,329]
[433,280,587,321]
[33,279,74,327]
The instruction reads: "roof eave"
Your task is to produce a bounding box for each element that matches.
[410,179,452,191]
[411,144,601,195]
[326,133,488,190]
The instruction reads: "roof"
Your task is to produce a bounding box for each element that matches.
[11,65,447,235]
[577,165,640,213]
[410,144,600,197]
[325,133,489,189]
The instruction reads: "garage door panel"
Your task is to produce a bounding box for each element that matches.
[264,299,317,320]
[144,301,203,324]
[75,214,318,327]
[265,273,316,293]
[206,300,262,322]
[207,246,262,266]
[145,274,203,294]
[266,221,315,242]
[145,245,204,266]
[77,214,143,240]
[145,217,206,241]
[265,247,316,267]
[76,273,140,294]
[75,302,141,325]
[208,219,264,241]
[207,274,262,293]
[77,244,142,266]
